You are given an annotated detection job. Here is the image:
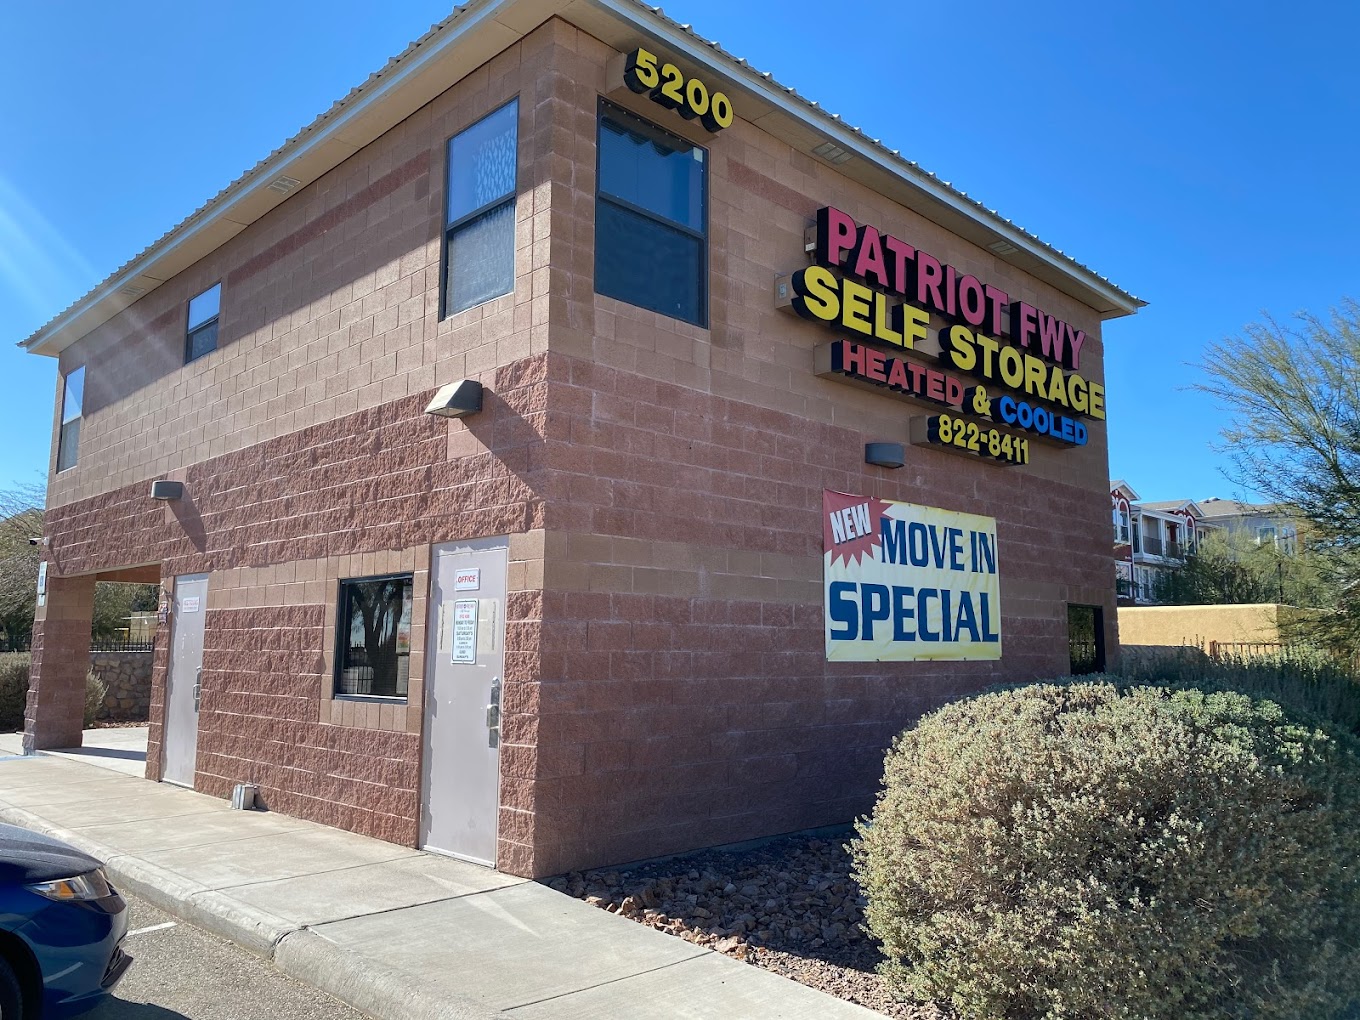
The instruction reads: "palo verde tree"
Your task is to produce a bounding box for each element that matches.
[1198,299,1360,655]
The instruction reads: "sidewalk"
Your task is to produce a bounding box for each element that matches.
[0,733,882,1020]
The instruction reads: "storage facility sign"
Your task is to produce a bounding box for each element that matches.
[824,490,1001,661]
[787,205,1107,468]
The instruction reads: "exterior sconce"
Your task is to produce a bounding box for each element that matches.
[865,442,905,469]
[425,379,483,419]
[150,480,184,500]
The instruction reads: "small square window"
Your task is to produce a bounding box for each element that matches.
[334,574,413,700]
[186,283,221,363]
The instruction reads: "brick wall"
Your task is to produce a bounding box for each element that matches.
[47,24,561,510]
[49,357,548,846]
[457,24,1120,874]
[36,18,1123,876]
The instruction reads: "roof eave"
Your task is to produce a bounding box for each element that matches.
[20,0,533,359]
[21,0,1143,359]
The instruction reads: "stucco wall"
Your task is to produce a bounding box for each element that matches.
[1118,604,1293,649]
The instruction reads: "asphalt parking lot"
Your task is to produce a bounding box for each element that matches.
[85,893,366,1020]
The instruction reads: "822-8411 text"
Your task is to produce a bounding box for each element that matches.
[926,413,1029,465]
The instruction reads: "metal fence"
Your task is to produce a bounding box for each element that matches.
[1208,640,1286,660]
[89,638,155,653]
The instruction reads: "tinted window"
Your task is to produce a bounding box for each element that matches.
[595,103,707,327]
[595,201,703,324]
[598,114,704,230]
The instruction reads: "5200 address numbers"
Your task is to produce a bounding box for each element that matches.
[624,48,735,133]
[927,414,1030,465]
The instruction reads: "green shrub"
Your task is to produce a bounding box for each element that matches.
[850,682,1360,1020]
[0,655,108,731]
[84,670,106,728]
[0,652,29,730]
[1120,646,1360,738]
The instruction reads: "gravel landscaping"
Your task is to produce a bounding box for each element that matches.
[547,831,946,1018]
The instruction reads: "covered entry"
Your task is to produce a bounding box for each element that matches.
[24,562,160,755]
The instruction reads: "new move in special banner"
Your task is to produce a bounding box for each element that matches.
[823,490,1001,661]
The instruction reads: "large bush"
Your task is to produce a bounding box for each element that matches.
[0,654,105,731]
[83,670,106,728]
[0,652,28,730]
[851,681,1360,1020]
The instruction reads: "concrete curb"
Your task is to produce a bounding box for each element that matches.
[0,803,292,956]
[0,800,506,1020]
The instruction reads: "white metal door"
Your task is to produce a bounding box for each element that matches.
[421,538,507,865]
[162,573,208,787]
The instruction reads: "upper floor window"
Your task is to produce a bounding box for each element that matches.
[1113,505,1130,544]
[595,102,707,327]
[55,366,84,472]
[1278,527,1298,556]
[186,283,221,363]
[444,99,519,315]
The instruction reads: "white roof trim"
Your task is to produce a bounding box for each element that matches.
[20,0,1142,358]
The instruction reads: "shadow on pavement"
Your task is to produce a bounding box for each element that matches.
[86,999,190,1019]
[56,748,146,761]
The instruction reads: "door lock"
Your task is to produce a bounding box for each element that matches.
[193,667,202,712]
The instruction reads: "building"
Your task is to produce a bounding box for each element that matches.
[1197,498,1299,554]
[20,0,1142,878]
[1111,482,1211,603]
[1111,483,1300,604]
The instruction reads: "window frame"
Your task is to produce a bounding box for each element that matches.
[439,97,521,320]
[332,572,415,704]
[594,98,709,328]
[55,365,85,473]
[185,282,222,364]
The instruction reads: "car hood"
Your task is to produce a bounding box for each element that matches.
[0,823,104,884]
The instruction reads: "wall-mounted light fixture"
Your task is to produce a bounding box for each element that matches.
[150,480,184,500]
[425,379,483,419]
[865,442,905,469]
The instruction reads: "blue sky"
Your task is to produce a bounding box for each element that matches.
[2,1,1357,503]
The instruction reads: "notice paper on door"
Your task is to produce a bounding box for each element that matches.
[182,596,201,613]
[451,599,478,663]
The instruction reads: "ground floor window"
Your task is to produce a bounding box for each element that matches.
[335,574,413,699]
[1067,604,1105,675]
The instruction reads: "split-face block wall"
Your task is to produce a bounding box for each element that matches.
[28,17,1118,877]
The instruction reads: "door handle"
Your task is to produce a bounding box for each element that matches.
[487,676,501,746]
[193,667,202,712]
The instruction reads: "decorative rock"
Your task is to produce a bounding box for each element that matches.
[89,651,152,723]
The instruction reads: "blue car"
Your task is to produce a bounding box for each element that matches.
[0,823,131,1018]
